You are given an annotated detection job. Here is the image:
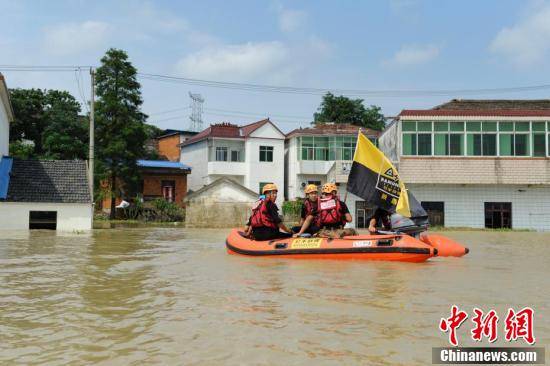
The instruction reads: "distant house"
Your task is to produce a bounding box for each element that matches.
[156,129,198,162]
[185,177,258,228]
[285,123,380,228]
[179,119,285,205]
[379,99,550,230]
[100,159,191,211]
[0,159,92,230]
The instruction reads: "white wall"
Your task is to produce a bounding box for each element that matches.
[0,99,9,157]
[410,184,550,230]
[245,136,285,205]
[0,202,92,231]
[180,140,208,191]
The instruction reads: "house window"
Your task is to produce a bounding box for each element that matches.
[307,180,321,186]
[259,146,273,162]
[485,202,512,229]
[29,211,57,230]
[230,150,241,162]
[215,147,228,161]
[162,180,175,202]
[299,136,357,161]
[355,201,376,229]
[421,201,444,227]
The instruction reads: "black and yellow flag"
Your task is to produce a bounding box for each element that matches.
[346,132,426,218]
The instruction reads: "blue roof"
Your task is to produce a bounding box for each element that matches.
[137,160,192,170]
[0,156,13,199]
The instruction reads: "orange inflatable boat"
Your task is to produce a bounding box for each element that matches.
[226,228,437,262]
[419,233,469,257]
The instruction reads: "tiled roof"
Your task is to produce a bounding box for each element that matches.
[3,159,91,203]
[286,123,380,138]
[399,99,550,118]
[180,119,284,147]
[137,160,191,171]
[399,109,550,117]
[433,99,550,110]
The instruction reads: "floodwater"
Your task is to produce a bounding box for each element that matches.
[0,229,549,365]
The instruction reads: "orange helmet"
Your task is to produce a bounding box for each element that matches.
[262,183,278,194]
[321,183,338,194]
[304,184,318,194]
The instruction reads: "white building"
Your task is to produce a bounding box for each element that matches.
[0,73,92,231]
[285,123,380,228]
[0,73,13,159]
[180,119,286,205]
[379,99,550,231]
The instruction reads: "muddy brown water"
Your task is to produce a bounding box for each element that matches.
[0,229,548,365]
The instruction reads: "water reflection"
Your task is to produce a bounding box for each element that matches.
[0,228,548,365]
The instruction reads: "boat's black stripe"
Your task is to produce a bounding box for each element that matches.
[226,241,431,256]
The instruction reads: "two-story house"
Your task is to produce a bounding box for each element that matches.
[379,99,550,230]
[285,123,380,228]
[179,119,286,204]
[0,73,13,161]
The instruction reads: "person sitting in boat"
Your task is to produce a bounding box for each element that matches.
[316,183,355,238]
[245,183,293,241]
[292,184,321,237]
[368,207,392,234]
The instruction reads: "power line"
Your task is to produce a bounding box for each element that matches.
[149,106,190,116]
[4,64,550,97]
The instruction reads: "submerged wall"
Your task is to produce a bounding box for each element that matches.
[185,202,252,228]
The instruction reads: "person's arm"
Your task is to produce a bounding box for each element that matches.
[278,222,292,233]
[341,201,352,223]
[293,215,314,237]
[368,217,377,234]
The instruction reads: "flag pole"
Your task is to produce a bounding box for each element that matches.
[344,128,363,203]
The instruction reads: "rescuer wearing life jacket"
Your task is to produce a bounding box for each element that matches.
[368,207,392,234]
[316,183,355,238]
[292,184,321,237]
[245,183,293,241]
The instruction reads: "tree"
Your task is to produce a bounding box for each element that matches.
[95,48,148,219]
[313,92,386,130]
[9,88,88,159]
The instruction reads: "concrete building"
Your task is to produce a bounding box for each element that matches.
[285,123,380,228]
[0,159,92,230]
[0,73,14,160]
[379,99,550,230]
[180,119,286,205]
[184,177,258,228]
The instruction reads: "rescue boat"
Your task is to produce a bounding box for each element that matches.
[225,228,437,262]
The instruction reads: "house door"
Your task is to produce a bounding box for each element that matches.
[421,201,445,227]
[484,202,512,229]
[355,201,375,229]
[162,180,176,203]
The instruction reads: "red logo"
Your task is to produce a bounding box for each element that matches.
[471,308,499,343]
[439,305,469,346]
[504,307,536,345]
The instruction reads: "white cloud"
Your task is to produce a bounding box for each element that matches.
[387,44,440,66]
[176,41,290,81]
[489,2,550,67]
[43,21,111,56]
[278,8,307,33]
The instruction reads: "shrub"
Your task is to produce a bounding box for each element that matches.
[150,198,185,222]
[282,199,303,216]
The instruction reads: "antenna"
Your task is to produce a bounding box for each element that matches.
[188,92,204,132]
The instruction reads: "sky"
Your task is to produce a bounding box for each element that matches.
[2,0,550,133]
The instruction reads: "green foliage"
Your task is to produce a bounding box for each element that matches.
[282,199,303,216]
[150,198,185,222]
[9,140,34,159]
[313,92,386,130]
[95,48,148,218]
[9,88,88,159]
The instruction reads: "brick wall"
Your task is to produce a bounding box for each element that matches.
[157,135,181,161]
[143,174,188,207]
[400,157,550,185]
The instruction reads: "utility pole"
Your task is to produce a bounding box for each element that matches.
[89,68,95,206]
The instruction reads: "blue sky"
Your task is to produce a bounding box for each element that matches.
[2,0,550,132]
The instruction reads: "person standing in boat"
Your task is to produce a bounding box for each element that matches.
[368,207,392,234]
[292,184,321,237]
[245,183,293,241]
[316,183,355,238]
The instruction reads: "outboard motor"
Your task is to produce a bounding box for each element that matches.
[390,213,429,237]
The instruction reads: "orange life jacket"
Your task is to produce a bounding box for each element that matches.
[317,196,344,227]
[250,199,278,229]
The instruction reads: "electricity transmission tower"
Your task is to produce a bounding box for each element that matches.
[188,92,204,132]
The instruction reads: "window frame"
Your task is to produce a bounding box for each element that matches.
[215,146,228,162]
[259,145,274,162]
